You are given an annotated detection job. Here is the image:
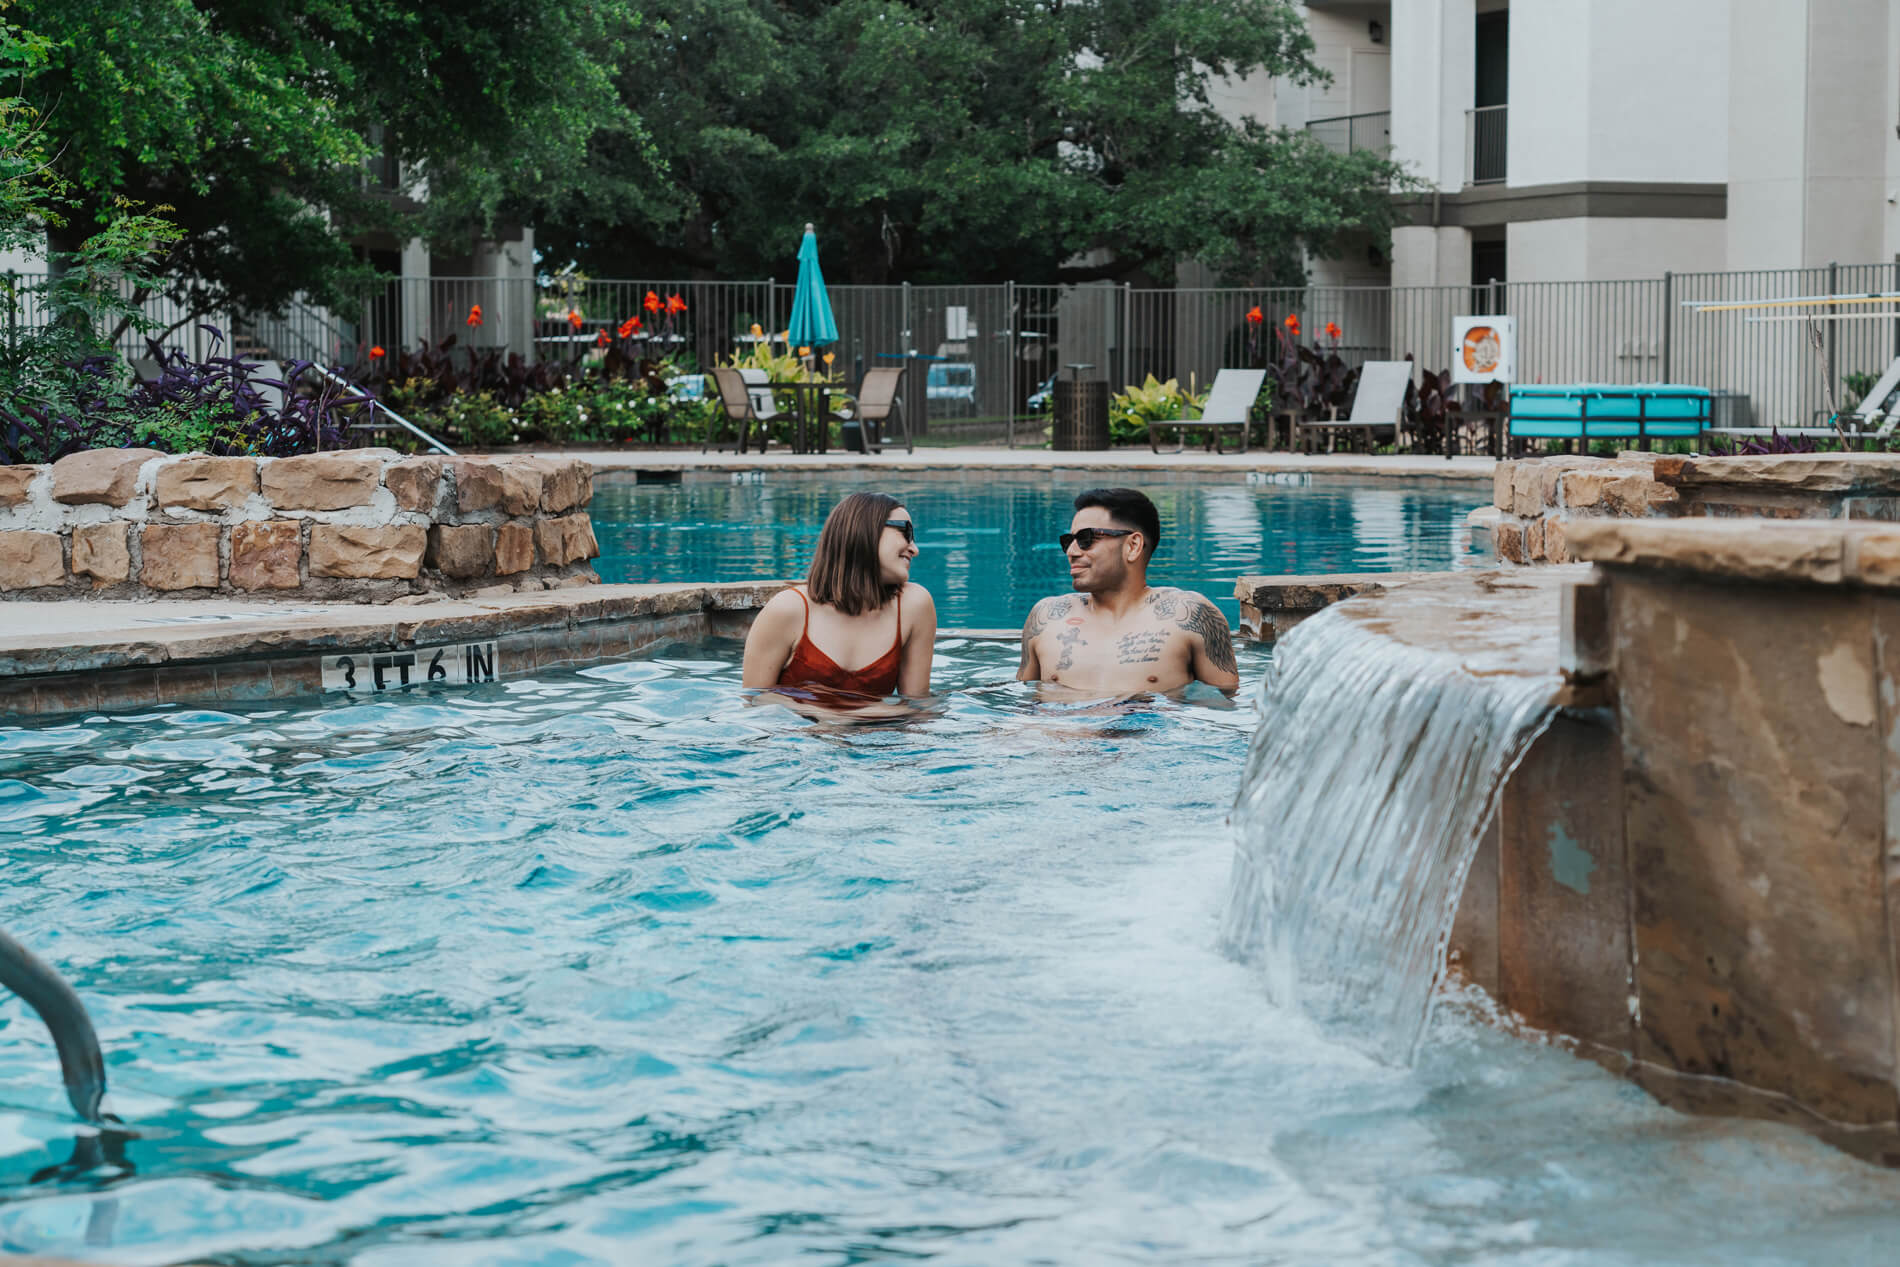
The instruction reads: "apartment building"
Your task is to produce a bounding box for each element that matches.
[1277,0,1900,287]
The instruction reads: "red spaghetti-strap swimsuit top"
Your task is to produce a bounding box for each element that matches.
[777,588,904,698]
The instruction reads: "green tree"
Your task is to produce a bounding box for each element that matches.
[540,0,1409,284]
[12,0,653,335]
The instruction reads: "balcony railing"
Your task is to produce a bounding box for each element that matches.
[1305,110,1391,156]
[1465,104,1507,185]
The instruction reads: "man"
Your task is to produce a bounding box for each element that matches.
[1018,487,1240,696]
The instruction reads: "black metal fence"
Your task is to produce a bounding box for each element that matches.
[13,261,1900,443]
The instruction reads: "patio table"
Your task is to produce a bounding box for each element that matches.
[782,381,840,454]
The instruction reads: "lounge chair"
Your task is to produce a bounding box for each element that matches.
[843,366,913,454]
[1705,356,1900,448]
[1296,361,1411,453]
[1148,368,1268,454]
[708,366,778,453]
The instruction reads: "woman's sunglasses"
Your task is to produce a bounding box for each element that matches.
[1059,527,1133,552]
[884,519,916,544]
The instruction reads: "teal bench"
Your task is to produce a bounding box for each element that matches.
[1508,384,1712,453]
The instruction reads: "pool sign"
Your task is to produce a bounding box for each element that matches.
[1450,315,1515,385]
[321,641,498,694]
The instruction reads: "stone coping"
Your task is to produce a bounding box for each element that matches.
[552,447,1498,482]
[1235,571,1438,612]
[1566,518,1900,589]
[0,583,780,681]
[1668,452,1900,492]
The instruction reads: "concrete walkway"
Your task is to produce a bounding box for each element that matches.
[543,446,1496,482]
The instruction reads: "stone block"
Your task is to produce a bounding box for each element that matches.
[51,448,158,506]
[140,522,220,590]
[0,530,63,589]
[1544,515,1569,564]
[495,521,534,575]
[1618,571,1897,1124]
[1497,715,1632,1052]
[1675,453,1900,493]
[70,522,130,585]
[0,464,41,508]
[1847,526,1900,587]
[1603,473,1679,517]
[1525,515,1546,561]
[1511,462,1544,518]
[261,452,382,511]
[535,513,599,566]
[541,459,591,513]
[1495,518,1526,564]
[1567,519,1846,586]
[427,523,495,579]
[1493,460,1515,512]
[386,457,444,513]
[1560,470,1612,510]
[230,519,303,590]
[309,523,425,579]
[455,458,543,516]
[1650,455,1689,485]
[153,455,257,511]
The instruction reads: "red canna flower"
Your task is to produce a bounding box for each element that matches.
[1284,313,1300,333]
[369,345,385,359]
[643,290,662,313]
[595,330,610,347]
[466,304,483,328]
[618,316,642,339]
[665,293,687,314]
[1325,321,1342,340]
[1245,306,1263,325]
[567,309,583,331]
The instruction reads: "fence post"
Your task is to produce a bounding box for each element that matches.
[1005,280,1016,449]
[1828,261,1840,415]
[1121,281,1132,388]
[901,281,912,355]
[1661,271,1673,383]
[5,270,15,358]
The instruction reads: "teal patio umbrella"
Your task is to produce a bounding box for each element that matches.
[787,223,839,350]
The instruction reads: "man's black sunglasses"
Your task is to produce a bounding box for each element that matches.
[1060,527,1134,552]
[884,519,916,544]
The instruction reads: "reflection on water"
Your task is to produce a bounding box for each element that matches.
[592,473,1488,628]
[3,642,1900,1265]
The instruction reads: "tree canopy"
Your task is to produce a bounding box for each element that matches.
[540,0,1408,285]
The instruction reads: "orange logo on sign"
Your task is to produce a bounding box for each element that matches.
[1462,325,1503,375]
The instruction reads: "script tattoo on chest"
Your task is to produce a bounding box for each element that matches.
[1054,623,1086,670]
[1115,629,1170,664]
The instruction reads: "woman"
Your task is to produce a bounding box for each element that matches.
[742,492,936,705]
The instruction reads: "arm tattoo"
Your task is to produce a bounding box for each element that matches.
[1177,600,1238,675]
[1116,630,1169,664]
[1054,624,1085,670]
[1023,595,1072,641]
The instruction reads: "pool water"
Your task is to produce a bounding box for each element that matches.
[591,473,1489,628]
[5,642,1900,1265]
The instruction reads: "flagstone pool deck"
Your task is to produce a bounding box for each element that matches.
[547,446,1498,481]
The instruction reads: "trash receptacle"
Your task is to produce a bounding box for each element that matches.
[1052,380,1110,450]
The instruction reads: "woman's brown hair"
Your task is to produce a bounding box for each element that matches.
[807,492,905,616]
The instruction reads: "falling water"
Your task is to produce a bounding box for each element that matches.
[1223,571,1569,1063]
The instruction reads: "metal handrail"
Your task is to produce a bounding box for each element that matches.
[1306,110,1391,156]
[298,363,456,456]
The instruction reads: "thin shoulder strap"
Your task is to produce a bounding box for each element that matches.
[791,586,811,636]
[891,586,904,652]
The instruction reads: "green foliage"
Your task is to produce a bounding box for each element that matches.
[128,394,257,455]
[427,391,518,448]
[1109,374,1207,444]
[546,0,1412,284]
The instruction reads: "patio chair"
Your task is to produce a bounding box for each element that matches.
[1148,368,1268,454]
[843,366,913,454]
[708,366,774,453]
[1297,361,1411,453]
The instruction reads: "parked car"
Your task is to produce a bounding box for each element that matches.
[927,362,978,416]
[1025,372,1056,414]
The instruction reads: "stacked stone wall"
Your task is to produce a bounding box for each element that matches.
[1488,452,1900,564]
[0,450,600,600]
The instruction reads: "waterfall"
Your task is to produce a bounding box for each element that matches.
[1222,573,1566,1063]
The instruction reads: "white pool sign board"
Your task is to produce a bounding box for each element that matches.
[1450,315,1515,384]
[321,641,498,694]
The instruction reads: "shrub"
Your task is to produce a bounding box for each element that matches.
[1109,374,1207,445]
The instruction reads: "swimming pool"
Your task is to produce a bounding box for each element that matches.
[591,472,1489,628]
[5,640,1900,1265]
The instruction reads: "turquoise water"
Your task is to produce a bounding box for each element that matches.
[591,473,1489,628]
[6,642,1900,1265]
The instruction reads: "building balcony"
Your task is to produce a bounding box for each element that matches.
[1306,111,1391,156]
[1465,105,1507,185]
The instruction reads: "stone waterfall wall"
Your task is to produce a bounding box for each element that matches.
[0,450,600,601]
[1486,452,1900,564]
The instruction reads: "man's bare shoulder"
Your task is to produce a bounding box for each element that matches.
[1023,593,1086,637]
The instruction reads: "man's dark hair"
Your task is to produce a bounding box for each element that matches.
[1073,487,1160,559]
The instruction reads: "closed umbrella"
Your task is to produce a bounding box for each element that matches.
[787,223,839,352]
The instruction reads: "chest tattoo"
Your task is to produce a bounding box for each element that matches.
[1115,629,1171,664]
[1054,623,1086,670]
